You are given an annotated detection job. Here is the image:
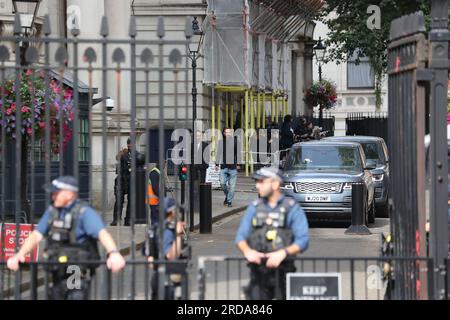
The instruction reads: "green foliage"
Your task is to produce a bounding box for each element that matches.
[319,0,431,110]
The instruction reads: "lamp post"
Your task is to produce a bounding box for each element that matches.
[6,0,41,223]
[185,17,203,232]
[313,36,326,127]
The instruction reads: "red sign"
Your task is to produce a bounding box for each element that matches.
[0,223,39,262]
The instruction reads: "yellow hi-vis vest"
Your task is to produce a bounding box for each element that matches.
[146,167,160,206]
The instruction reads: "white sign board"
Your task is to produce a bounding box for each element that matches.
[205,164,221,189]
[287,273,342,300]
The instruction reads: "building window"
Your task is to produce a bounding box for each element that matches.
[78,118,89,161]
[347,50,375,89]
[27,119,89,162]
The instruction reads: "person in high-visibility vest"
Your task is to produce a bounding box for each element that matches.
[147,165,160,225]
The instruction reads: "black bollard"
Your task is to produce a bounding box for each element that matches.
[345,182,371,235]
[135,166,147,224]
[199,183,212,234]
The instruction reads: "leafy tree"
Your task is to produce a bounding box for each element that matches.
[319,0,430,110]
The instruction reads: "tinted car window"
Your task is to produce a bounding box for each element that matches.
[285,145,362,171]
[360,142,385,164]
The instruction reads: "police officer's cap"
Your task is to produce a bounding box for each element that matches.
[164,197,177,214]
[43,176,79,193]
[253,167,283,182]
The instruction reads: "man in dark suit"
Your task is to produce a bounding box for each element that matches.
[194,130,210,183]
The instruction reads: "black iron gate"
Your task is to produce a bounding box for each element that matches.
[387,2,450,300]
[0,13,195,300]
[346,112,388,142]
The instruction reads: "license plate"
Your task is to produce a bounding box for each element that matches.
[305,196,331,202]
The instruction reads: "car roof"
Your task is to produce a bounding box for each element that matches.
[292,141,362,148]
[323,136,384,143]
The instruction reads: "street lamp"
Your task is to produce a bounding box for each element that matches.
[12,0,41,65]
[12,0,41,36]
[6,0,41,222]
[313,36,326,127]
[185,16,203,232]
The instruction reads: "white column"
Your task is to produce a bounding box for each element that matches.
[66,0,105,95]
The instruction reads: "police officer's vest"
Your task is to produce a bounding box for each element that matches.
[247,198,295,253]
[147,167,160,206]
[45,201,100,271]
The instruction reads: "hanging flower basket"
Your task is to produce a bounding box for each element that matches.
[304,79,338,110]
[0,69,74,154]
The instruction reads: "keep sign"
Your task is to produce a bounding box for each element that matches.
[287,273,341,300]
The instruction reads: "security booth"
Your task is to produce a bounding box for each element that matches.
[0,70,96,222]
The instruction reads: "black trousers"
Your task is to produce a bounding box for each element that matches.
[49,273,91,300]
[245,263,295,300]
[113,177,131,223]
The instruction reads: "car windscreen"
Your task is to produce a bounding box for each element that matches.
[360,142,385,164]
[285,145,362,171]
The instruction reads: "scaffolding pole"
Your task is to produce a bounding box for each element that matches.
[225,93,229,128]
[257,92,261,128]
[231,96,235,129]
[262,92,266,129]
[245,90,249,177]
[271,94,275,122]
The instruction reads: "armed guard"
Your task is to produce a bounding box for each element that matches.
[235,167,309,300]
[143,197,189,300]
[7,176,126,300]
[111,138,145,226]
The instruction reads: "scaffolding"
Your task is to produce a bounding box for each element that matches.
[202,0,324,175]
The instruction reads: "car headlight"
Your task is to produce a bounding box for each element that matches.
[343,183,352,190]
[281,182,294,190]
[373,173,384,181]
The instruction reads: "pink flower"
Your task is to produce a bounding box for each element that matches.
[38,122,46,129]
[26,69,33,76]
[11,103,16,111]
[6,108,12,115]
[52,86,61,94]
[27,128,33,135]
[64,89,73,100]
[21,106,29,113]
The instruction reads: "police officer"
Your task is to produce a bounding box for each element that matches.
[7,176,126,300]
[146,164,161,225]
[111,138,145,226]
[143,197,187,300]
[235,167,309,300]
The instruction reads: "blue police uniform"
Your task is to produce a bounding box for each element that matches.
[235,167,310,300]
[235,195,309,251]
[39,176,106,300]
[37,200,105,242]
